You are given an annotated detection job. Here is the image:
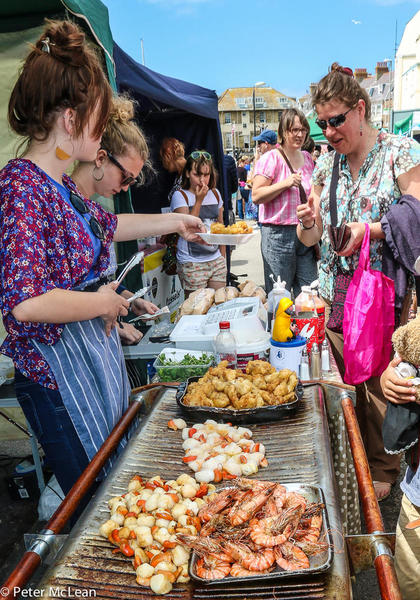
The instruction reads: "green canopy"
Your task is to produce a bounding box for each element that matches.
[307,116,327,143]
[394,112,413,136]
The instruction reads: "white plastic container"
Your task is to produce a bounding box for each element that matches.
[236,332,271,371]
[269,336,306,373]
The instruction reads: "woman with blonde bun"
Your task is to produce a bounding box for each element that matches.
[0,20,205,496]
[72,95,159,345]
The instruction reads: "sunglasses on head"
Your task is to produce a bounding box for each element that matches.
[69,192,105,241]
[189,150,211,160]
[315,107,353,131]
[105,149,138,187]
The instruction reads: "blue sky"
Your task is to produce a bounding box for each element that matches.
[103,0,420,99]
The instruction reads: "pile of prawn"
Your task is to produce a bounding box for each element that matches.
[177,478,327,580]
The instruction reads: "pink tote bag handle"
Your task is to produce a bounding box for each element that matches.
[358,223,371,270]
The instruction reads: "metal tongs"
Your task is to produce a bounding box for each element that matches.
[115,251,144,286]
[126,286,151,304]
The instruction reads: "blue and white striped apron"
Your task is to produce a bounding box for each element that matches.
[32,316,130,476]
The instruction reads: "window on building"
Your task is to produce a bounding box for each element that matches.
[225,112,231,124]
[259,112,266,123]
[369,88,374,96]
[243,123,247,128]
[278,111,283,121]
[225,133,232,147]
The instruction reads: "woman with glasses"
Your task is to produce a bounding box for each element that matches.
[252,108,317,296]
[297,62,420,501]
[0,20,205,498]
[72,95,159,345]
[170,151,227,294]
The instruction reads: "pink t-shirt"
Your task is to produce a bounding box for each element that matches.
[254,149,314,225]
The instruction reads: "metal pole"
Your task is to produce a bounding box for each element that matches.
[140,38,145,66]
[341,395,402,600]
[253,87,256,139]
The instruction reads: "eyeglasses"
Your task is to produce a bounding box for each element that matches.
[105,149,138,187]
[315,107,353,131]
[189,150,211,160]
[290,127,308,136]
[69,192,105,241]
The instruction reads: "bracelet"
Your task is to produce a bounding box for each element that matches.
[299,218,316,230]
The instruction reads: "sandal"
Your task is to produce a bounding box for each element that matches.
[373,481,391,502]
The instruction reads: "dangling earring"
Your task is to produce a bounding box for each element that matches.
[55,138,74,161]
[360,122,363,137]
[93,165,104,181]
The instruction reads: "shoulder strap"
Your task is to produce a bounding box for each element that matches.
[179,189,189,205]
[277,147,308,205]
[329,152,341,226]
[211,188,221,203]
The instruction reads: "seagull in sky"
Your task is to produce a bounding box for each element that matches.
[352,19,362,25]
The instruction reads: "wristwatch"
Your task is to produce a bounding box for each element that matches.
[298,219,315,230]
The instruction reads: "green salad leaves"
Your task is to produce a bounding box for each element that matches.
[156,353,214,381]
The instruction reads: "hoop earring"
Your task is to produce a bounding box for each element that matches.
[55,138,74,161]
[93,165,104,181]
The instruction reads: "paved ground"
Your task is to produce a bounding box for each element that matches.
[0,222,405,597]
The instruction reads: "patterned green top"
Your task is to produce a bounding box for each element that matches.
[312,132,420,301]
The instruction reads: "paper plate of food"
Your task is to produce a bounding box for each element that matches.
[198,221,255,245]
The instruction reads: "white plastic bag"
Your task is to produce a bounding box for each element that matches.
[38,475,65,521]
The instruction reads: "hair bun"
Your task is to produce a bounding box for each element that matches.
[34,20,87,66]
[330,62,353,77]
[110,95,135,123]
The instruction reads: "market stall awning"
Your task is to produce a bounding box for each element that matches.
[394,112,413,136]
[307,116,327,143]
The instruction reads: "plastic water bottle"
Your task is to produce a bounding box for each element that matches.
[214,321,237,369]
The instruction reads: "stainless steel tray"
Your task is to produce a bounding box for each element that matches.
[177,376,303,424]
[189,482,333,585]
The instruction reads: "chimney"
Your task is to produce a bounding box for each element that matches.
[375,61,389,80]
[354,68,368,83]
[309,83,317,98]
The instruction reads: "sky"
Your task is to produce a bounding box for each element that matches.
[102,0,420,99]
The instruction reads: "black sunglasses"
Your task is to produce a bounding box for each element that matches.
[69,192,105,241]
[315,107,353,131]
[105,150,138,187]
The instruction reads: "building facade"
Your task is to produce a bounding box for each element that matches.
[355,63,393,130]
[218,86,297,153]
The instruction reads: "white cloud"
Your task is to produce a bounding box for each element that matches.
[352,19,362,24]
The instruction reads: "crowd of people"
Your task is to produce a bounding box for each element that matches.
[0,18,419,598]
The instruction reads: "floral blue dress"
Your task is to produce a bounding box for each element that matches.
[312,132,420,301]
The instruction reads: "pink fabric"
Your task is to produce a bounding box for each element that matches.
[253,149,314,225]
[343,224,395,385]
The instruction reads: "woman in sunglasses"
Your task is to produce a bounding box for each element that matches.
[72,94,159,345]
[0,20,205,498]
[297,62,420,501]
[170,151,227,294]
[252,108,317,296]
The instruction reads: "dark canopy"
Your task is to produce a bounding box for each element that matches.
[114,43,227,215]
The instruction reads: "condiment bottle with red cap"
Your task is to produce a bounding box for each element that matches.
[214,321,237,369]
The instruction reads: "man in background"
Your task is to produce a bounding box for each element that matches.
[253,129,278,162]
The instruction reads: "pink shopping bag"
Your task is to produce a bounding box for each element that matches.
[343,223,395,385]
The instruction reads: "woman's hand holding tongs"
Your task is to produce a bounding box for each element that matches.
[97,281,129,337]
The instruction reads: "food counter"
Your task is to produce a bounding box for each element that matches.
[35,383,352,599]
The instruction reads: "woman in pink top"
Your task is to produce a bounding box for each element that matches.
[253,109,317,296]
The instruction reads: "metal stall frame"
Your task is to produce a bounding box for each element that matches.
[1,382,403,599]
